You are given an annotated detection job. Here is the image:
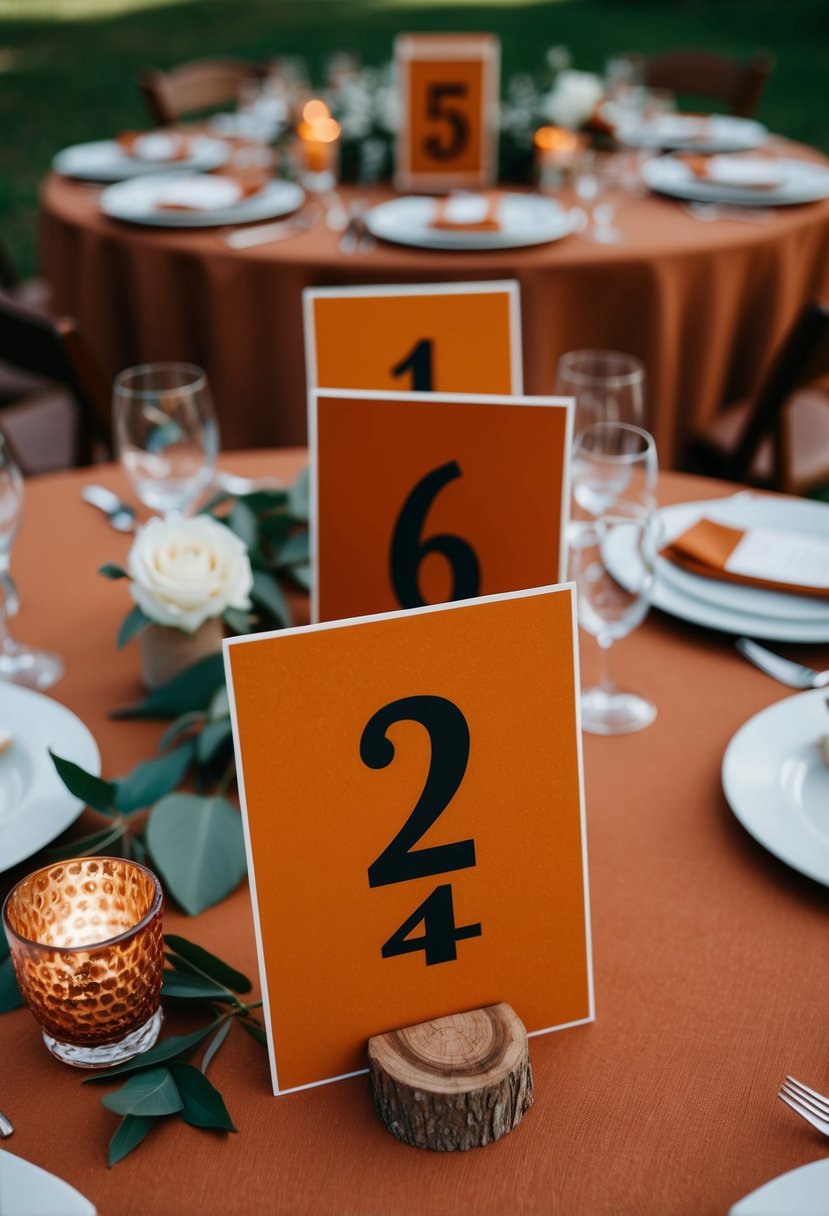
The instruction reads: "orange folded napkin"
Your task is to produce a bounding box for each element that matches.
[155,168,270,212]
[430,192,501,232]
[662,517,829,600]
[678,153,782,190]
[117,130,193,162]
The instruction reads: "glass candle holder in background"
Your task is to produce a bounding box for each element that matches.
[113,362,219,519]
[296,99,341,194]
[2,857,164,1068]
[555,349,646,437]
[534,125,583,191]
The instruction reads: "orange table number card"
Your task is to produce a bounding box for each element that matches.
[224,585,593,1094]
[303,280,522,396]
[310,388,573,623]
[395,33,500,192]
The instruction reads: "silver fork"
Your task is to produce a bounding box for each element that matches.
[735,638,829,689]
[778,1076,829,1136]
[223,202,321,249]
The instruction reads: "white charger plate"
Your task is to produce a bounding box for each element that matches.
[0,685,100,873]
[53,136,229,182]
[621,114,767,154]
[722,688,829,888]
[100,173,305,228]
[610,494,829,642]
[364,194,579,250]
[644,154,829,206]
[729,1157,829,1215]
[0,1152,96,1216]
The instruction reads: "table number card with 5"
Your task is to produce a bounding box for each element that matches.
[224,585,593,1094]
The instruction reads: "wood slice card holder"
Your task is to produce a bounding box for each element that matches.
[368,1003,533,1151]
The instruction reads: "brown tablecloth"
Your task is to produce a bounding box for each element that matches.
[2,453,829,1216]
[40,144,829,468]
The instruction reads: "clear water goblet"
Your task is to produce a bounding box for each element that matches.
[113,362,219,520]
[570,420,657,519]
[0,435,64,690]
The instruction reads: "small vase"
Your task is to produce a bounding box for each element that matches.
[138,618,224,691]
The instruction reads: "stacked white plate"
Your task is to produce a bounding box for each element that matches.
[364,194,580,251]
[618,113,767,154]
[53,135,230,182]
[644,154,829,206]
[100,172,304,228]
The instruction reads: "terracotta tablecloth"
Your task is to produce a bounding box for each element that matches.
[40,143,829,468]
[1,453,828,1216]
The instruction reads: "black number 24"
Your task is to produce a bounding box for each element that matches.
[363,695,481,966]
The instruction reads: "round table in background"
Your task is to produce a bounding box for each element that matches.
[40,141,829,468]
[1,453,828,1215]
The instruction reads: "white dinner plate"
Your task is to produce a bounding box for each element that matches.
[644,154,829,206]
[619,114,767,154]
[729,1156,829,1215]
[722,689,829,888]
[0,685,100,873]
[364,194,580,250]
[52,136,229,182]
[610,493,829,642]
[0,1151,96,1216]
[100,173,305,228]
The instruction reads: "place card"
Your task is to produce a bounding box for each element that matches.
[395,33,500,192]
[310,389,572,622]
[303,280,522,395]
[224,584,593,1094]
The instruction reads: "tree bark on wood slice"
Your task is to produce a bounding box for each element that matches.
[367,1003,533,1151]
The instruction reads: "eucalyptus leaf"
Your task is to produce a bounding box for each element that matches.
[98,563,129,580]
[158,711,206,753]
[223,607,254,635]
[288,562,312,592]
[236,489,287,515]
[274,530,309,567]
[207,686,229,721]
[170,1063,237,1132]
[250,570,291,626]
[200,1018,233,1075]
[228,500,258,550]
[45,821,127,861]
[259,513,292,545]
[165,935,252,994]
[84,1020,223,1084]
[118,604,152,649]
[49,752,116,815]
[161,971,235,1003]
[287,466,310,522]
[113,653,225,720]
[239,1018,268,1048]
[114,742,194,813]
[108,1115,155,1168]
[195,718,233,766]
[101,1067,183,1117]
[0,956,22,1012]
[146,794,246,916]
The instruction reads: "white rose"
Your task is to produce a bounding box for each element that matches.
[541,70,604,130]
[128,515,253,633]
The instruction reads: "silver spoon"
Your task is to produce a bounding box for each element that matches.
[80,484,136,532]
[735,638,829,690]
[0,1109,13,1137]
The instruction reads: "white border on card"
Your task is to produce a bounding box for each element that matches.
[308,388,574,624]
[394,33,500,192]
[223,582,593,1095]
[302,279,523,397]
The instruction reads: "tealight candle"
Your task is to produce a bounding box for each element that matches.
[2,857,164,1068]
[297,99,341,192]
[534,126,583,188]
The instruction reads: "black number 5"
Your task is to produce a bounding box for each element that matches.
[424,83,469,161]
[365,694,475,888]
[390,461,480,608]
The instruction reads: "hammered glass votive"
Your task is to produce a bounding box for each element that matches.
[2,857,164,1068]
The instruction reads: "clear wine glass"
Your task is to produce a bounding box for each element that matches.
[570,420,657,519]
[113,363,219,519]
[555,350,647,437]
[568,500,658,735]
[0,435,64,690]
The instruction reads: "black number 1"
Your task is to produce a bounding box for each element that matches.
[391,338,433,391]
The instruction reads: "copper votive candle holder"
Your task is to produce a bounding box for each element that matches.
[2,857,164,1068]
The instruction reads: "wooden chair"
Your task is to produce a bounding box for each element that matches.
[643,50,774,118]
[0,297,112,472]
[139,58,263,127]
[686,300,829,496]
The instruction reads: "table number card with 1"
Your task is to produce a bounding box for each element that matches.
[303,280,522,396]
[224,584,593,1094]
[310,388,572,622]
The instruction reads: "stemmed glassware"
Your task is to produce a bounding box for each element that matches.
[113,363,219,520]
[568,422,659,735]
[0,434,64,690]
[573,151,624,244]
[555,349,646,436]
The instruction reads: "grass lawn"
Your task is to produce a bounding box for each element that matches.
[0,0,827,275]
